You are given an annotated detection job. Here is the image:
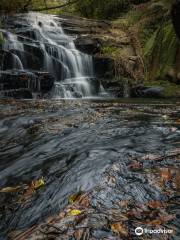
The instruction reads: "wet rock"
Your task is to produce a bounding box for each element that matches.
[166,68,180,84]
[88,77,101,95]
[10,49,43,70]
[93,56,114,79]
[0,70,35,90]
[102,83,124,98]
[131,84,164,98]
[92,230,114,239]
[32,71,55,94]
[23,44,44,61]
[0,50,23,71]
[171,0,180,40]
[0,70,55,96]
[0,88,33,99]
[16,28,38,41]
[74,37,101,54]
[58,16,110,35]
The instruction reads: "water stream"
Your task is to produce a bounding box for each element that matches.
[0,99,179,239]
[1,12,98,98]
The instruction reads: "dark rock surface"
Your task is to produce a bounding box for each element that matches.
[74,37,101,55]
[0,88,33,99]
[93,56,115,79]
[0,70,55,97]
[131,84,164,98]
[171,0,180,40]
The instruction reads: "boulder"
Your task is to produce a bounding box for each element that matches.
[0,49,43,71]
[0,88,33,99]
[171,0,180,40]
[23,44,44,61]
[0,70,55,94]
[0,50,26,71]
[99,78,122,97]
[131,84,164,98]
[74,37,101,54]
[57,16,110,35]
[93,56,114,79]
[32,71,55,94]
[166,68,180,84]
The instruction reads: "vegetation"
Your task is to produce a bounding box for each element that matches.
[73,0,130,19]
[0,0,179,96]
[0,32,4,44]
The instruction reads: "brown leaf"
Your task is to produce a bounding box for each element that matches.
[68,192,83,204]
[74,229,84,240]
[160,168,172,182]
[174,174,180,190]
[147,214,175,226]
[159,213,175,223]
[128,160,142,170]
[147,219,162,225]
[78,194,90,208]
[111,222,128,236]
[0,186,21,193]
[175,119,180,125]
[19,185,35,202]
[148,201,164,209]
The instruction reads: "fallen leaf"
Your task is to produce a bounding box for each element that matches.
[78,194,90,208]
[74,229,84,240]
[111,222,128,236]
[175,119,180,125]
[0,186,21,193]
[148,201,164,209]
[159,213,175,223]
[160,168,172,182]
[19,177,45,203]
[68,209,81,216]
[147,219,162,225]
[32,177,45,190]
[128,160,142,170]
[174,174,180,190]
[68,192,83,204]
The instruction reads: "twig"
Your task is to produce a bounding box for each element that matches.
[31,0,79,12]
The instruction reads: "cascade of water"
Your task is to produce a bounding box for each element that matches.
[1,12,102,98]
[11,53,24,70]
[2,31,24,52]
[26,12,95,98]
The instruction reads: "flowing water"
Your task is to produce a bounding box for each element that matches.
[0,99,179,239]
[1,13,98,98]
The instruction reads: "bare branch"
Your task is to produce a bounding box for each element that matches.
[31,0,79,12]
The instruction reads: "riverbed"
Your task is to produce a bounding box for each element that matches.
[0,99,180,239]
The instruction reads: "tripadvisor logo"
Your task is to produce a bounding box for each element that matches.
[135,227,143,236]
[135,227,173,236]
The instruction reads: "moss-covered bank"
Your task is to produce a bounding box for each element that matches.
[109,0,180,97]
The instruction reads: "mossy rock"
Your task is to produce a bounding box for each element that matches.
[144,21,180,81]
[144,80,180,98]
[0,32,4,45]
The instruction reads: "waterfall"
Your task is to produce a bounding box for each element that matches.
[11,53,24,70]
[26,12,95,98]
[0,12,101,98]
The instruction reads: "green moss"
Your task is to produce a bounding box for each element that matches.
[102,46,119,55]
[0,32,4,45]
[125,9,144,26]
[144,80,180,98]
[144,22,179,80]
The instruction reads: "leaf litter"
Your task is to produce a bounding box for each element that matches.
[7,148,180,240]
